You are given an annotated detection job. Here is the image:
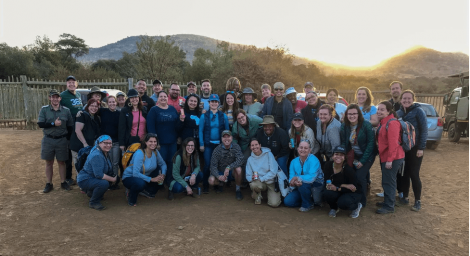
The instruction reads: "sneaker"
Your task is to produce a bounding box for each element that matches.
[350,203,362,218]
[202,187,209,194]
[329,209,339,217]
[412,200,421,212]
[61,181,71,191]
[376,192,384,197]
[167,191,174,201]
[216,185,224,194]
[236,190,243,201]
[398,192,404,199]
[299,205,314,212]
[43,183,53,193]
[65,178,76,186]
[139,190,155,198]
[254,193,262,205]
[398,197,409,205]
[376,207,395,214]
[89,203,106,211]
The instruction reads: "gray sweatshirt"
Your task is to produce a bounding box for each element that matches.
[246,147,279,184]
[316,118,341,158]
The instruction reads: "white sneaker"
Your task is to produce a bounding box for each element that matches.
[350,203,362,218]
[376,192,384,197]
[328,209,339,217]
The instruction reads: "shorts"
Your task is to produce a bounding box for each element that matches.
[41,136,69,161]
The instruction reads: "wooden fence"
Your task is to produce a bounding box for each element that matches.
[0,76,445,129]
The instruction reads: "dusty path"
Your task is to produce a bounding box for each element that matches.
[0,129,468,255]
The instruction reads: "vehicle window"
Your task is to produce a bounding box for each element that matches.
[420,105,436,117]
[450,91,460,104]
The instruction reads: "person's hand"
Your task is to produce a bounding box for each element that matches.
[150,176,160,182]
[201,109,207,114]
[328,184,336,191]
[120,146,125,152]
[288,142,293,149]
[76,111,83,118]
[218,175,226,182]
[84,143,89,148]
[416,150,424,158]
[54,117,62,127]
[289,177,298,187]
[295,179,303,187]
[385,162,392,169]
[110,176,117,183]
[343,184,356,192]
[356,162,363,169]
[156,174,165,183]
[180,115,185,122]
[200,146,205,152]
[186,186,193,195]
[189,174,196,185]
[224,168,230,177]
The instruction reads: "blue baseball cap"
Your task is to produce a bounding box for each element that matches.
[209,94,220,102]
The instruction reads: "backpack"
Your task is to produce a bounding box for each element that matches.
[121,143,142,170]
[75,146,93,173]
[379,118,416,152]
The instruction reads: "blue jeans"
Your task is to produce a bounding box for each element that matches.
[284,183,313,208]
[123,171,162,205]
[171,172,203,193]
[78,178,109,205]
[355,160,374,207]
[380,158,404,210]
[276,155,288,177]
[203,143,218,189]
[159,143,177,185]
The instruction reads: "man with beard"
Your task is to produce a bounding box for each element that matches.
[200,79,212,111]
[167,83,186,113]
[285,87,307,113]
[135,79,155,111]
[389,81,403,111]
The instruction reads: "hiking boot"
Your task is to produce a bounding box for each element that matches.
[254,193,262,205]
[299,205,314,212]
[236,190,243,201]
[202,187,209,194]
[139,190,155,198]
[43,183,53,193]
[61,181,71,191]
[329,209,339,217]
[65,178,76,186]
[412,200,421,212]
[167,191,174,201]
[89,203,106,211]
[350,203,362,218]
[376,207,395,214]
[398,197,409,206]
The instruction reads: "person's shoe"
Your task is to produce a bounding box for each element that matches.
[167,191,174,201]
[398,197,409,206]
[398,192,404,199]
[139,190,155,198]
[350,203,362,218]
[89,203,106,211]
[189,192,200,198]
[376,207,395,214]
[65,178,76,186]
[299,205,314,212]
[236,190,243,201]
[412,200,421,212]
[254,193,262,205]
[202,187,209,194]
[216,185,223,194]
[43,183,53,193]
[86,190,93,198]
[61,181,71,191]
[329,209,339,217]
[376,192,384,197]
[376,201,384,207]
[226,181,232,188]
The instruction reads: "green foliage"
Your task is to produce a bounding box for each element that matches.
[50,64,122,81]
[0,43,38,79]
[55,33,89,71]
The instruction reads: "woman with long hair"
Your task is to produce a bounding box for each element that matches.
[168,138,203,199]
[316,104,341,165]
[301,91,323,134]
[220,77,242,105]
[375,101,405,214]
[180,93,202,144]
[355,87,378,127]
[219,91,240,129]
[118,89,147,152]
[288,113,319,159]
[326,88,347,121]
[340,103,376,209]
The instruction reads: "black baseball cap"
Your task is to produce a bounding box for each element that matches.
[333,146,346,154]
[293,112,304,120]
[66,75,76,81]
[153,79,162,85]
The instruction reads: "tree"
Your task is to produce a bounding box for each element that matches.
[0,43,38,79]
[55,33,89,70]
[29,36,62,79]
[187,48,214,82]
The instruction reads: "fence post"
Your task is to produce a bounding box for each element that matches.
[128,78,134,91]
[20,75,30,129]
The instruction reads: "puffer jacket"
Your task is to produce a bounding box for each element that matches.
[397,103,428,150]
[340,120,376,164]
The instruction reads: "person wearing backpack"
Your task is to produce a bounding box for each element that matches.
[122,133,167,206]
[397,90,428,212]
[375,101,405,214]
[77,135,117,211]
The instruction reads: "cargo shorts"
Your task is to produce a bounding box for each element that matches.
[41,136,69,161]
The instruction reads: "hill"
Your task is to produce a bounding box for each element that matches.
[77,34,243,64]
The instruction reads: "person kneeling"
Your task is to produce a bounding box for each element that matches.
[122,133,167,206]
[77,135,117,211]
[208,130,245,200]
[246,138,281,207]
[168,138,203,199]
[323,146,363,218]
[284,140,324,212]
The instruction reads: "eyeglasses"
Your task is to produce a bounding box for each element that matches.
[171,89,180,91]
[101,142,112,145]
[226,91,235,94]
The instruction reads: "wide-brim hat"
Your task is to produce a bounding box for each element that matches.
[260,115,279,127]
[241,87,257,100]
[87,86,107,100]
[127,89,139,98]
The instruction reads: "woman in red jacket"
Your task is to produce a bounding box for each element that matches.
[375,101,405,214]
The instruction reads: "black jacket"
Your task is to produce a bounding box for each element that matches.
[255,127,290,158]
[141,93,156,112]
[118,106,148,147]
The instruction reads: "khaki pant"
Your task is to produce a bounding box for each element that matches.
[249,180,281,207]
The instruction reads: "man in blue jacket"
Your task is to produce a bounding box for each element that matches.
[260,82,293,131]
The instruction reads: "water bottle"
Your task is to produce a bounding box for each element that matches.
[326,180,332,189]
[197,187,201,196]
[290,138,295,149]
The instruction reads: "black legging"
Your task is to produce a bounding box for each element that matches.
[398,146,423,201]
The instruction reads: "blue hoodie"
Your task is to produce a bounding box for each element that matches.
[289,154,323,185]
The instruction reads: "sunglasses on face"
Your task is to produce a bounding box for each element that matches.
[274,88,283,91]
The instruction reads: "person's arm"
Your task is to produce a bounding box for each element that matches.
[193,157,201,175]
[369,106,379,127]
[260,152,278,183]
[326,122,341,157]
[229,146,245,170]
[232,122,239,145]
[339,166,357,193]
[245,158,253,182]
[339,123,346,149]
[199,114,205,147]
[386,120,402,163]
[75,121,88,147]
[172,155,188,187]
[131,150,151,182]
[156,150,167,176]
[417,108,428,150]
[360,122,376,164]
[306,128,317,154]
[260,99,267,117]
[284,101,294,130]
[146,108,156,134]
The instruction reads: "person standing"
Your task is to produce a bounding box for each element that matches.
[355,87,378,127]
[241,87,262,116]
[301,91,323,135]
[185,81,198,97]
[38,89,74,192]
[397,90,427,212]
[150,79,163,103]
[316,105,341,165]
[118,89,147,151]
[199,79,212,112]
[260,82,294,131]
[220,77,241,106]
[180,93,202,143]
[326,88,347,121]
[375,101,405,214]
[135,79,155,111]
[115,92,127,111]
[99,95,121,186]
[260,84,273,104]
[389,81,403,112]
[60,75,83,186]
[219,91,240,129]
[285,87,307,113]
[167,83,186,114]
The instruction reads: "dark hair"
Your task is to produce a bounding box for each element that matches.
[343,103,364,127]
[153,79,162,85]
[389,81,403,90]
[124,95,143,111]
[170,83,179,88]
[157,90,168,97]
[400,89,415,101]
[378,101,397,118]
[237,109,247,118]
[220,92,239,117]
[140,133,159,150]
[202,79,211,84]
[250,137,260,147]
[184,94,201,115]
[319,104,336,119]
[172,137,198,167]
[355,87,374,113]
[85,99,100,114]
[326,88,339,98]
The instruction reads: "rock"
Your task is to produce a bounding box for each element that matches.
[178,226,184,230]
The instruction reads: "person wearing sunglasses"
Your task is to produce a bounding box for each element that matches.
[260,82,294,131]
[301,91,323,136]
[198,94,229,193]
[220,77,242,105]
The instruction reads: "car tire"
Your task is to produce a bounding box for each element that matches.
[448,122,461,142]
[426,141,439,150]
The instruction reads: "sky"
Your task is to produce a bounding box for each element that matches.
[0,0,468,67]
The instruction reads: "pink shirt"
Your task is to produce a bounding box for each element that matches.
[294,100,308,113]
[167,96,185,113]
[131,110,146,140]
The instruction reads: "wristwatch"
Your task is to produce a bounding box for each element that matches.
[51,122,55,126]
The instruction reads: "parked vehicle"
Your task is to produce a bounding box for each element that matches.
[442,71,469,142]
[76,89,124,104]
[297,93,349,106]
[415,102,443,150]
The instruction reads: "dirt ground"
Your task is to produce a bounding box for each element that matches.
[0,129,468,255]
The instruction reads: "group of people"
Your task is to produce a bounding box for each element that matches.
[38,76,427,218]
